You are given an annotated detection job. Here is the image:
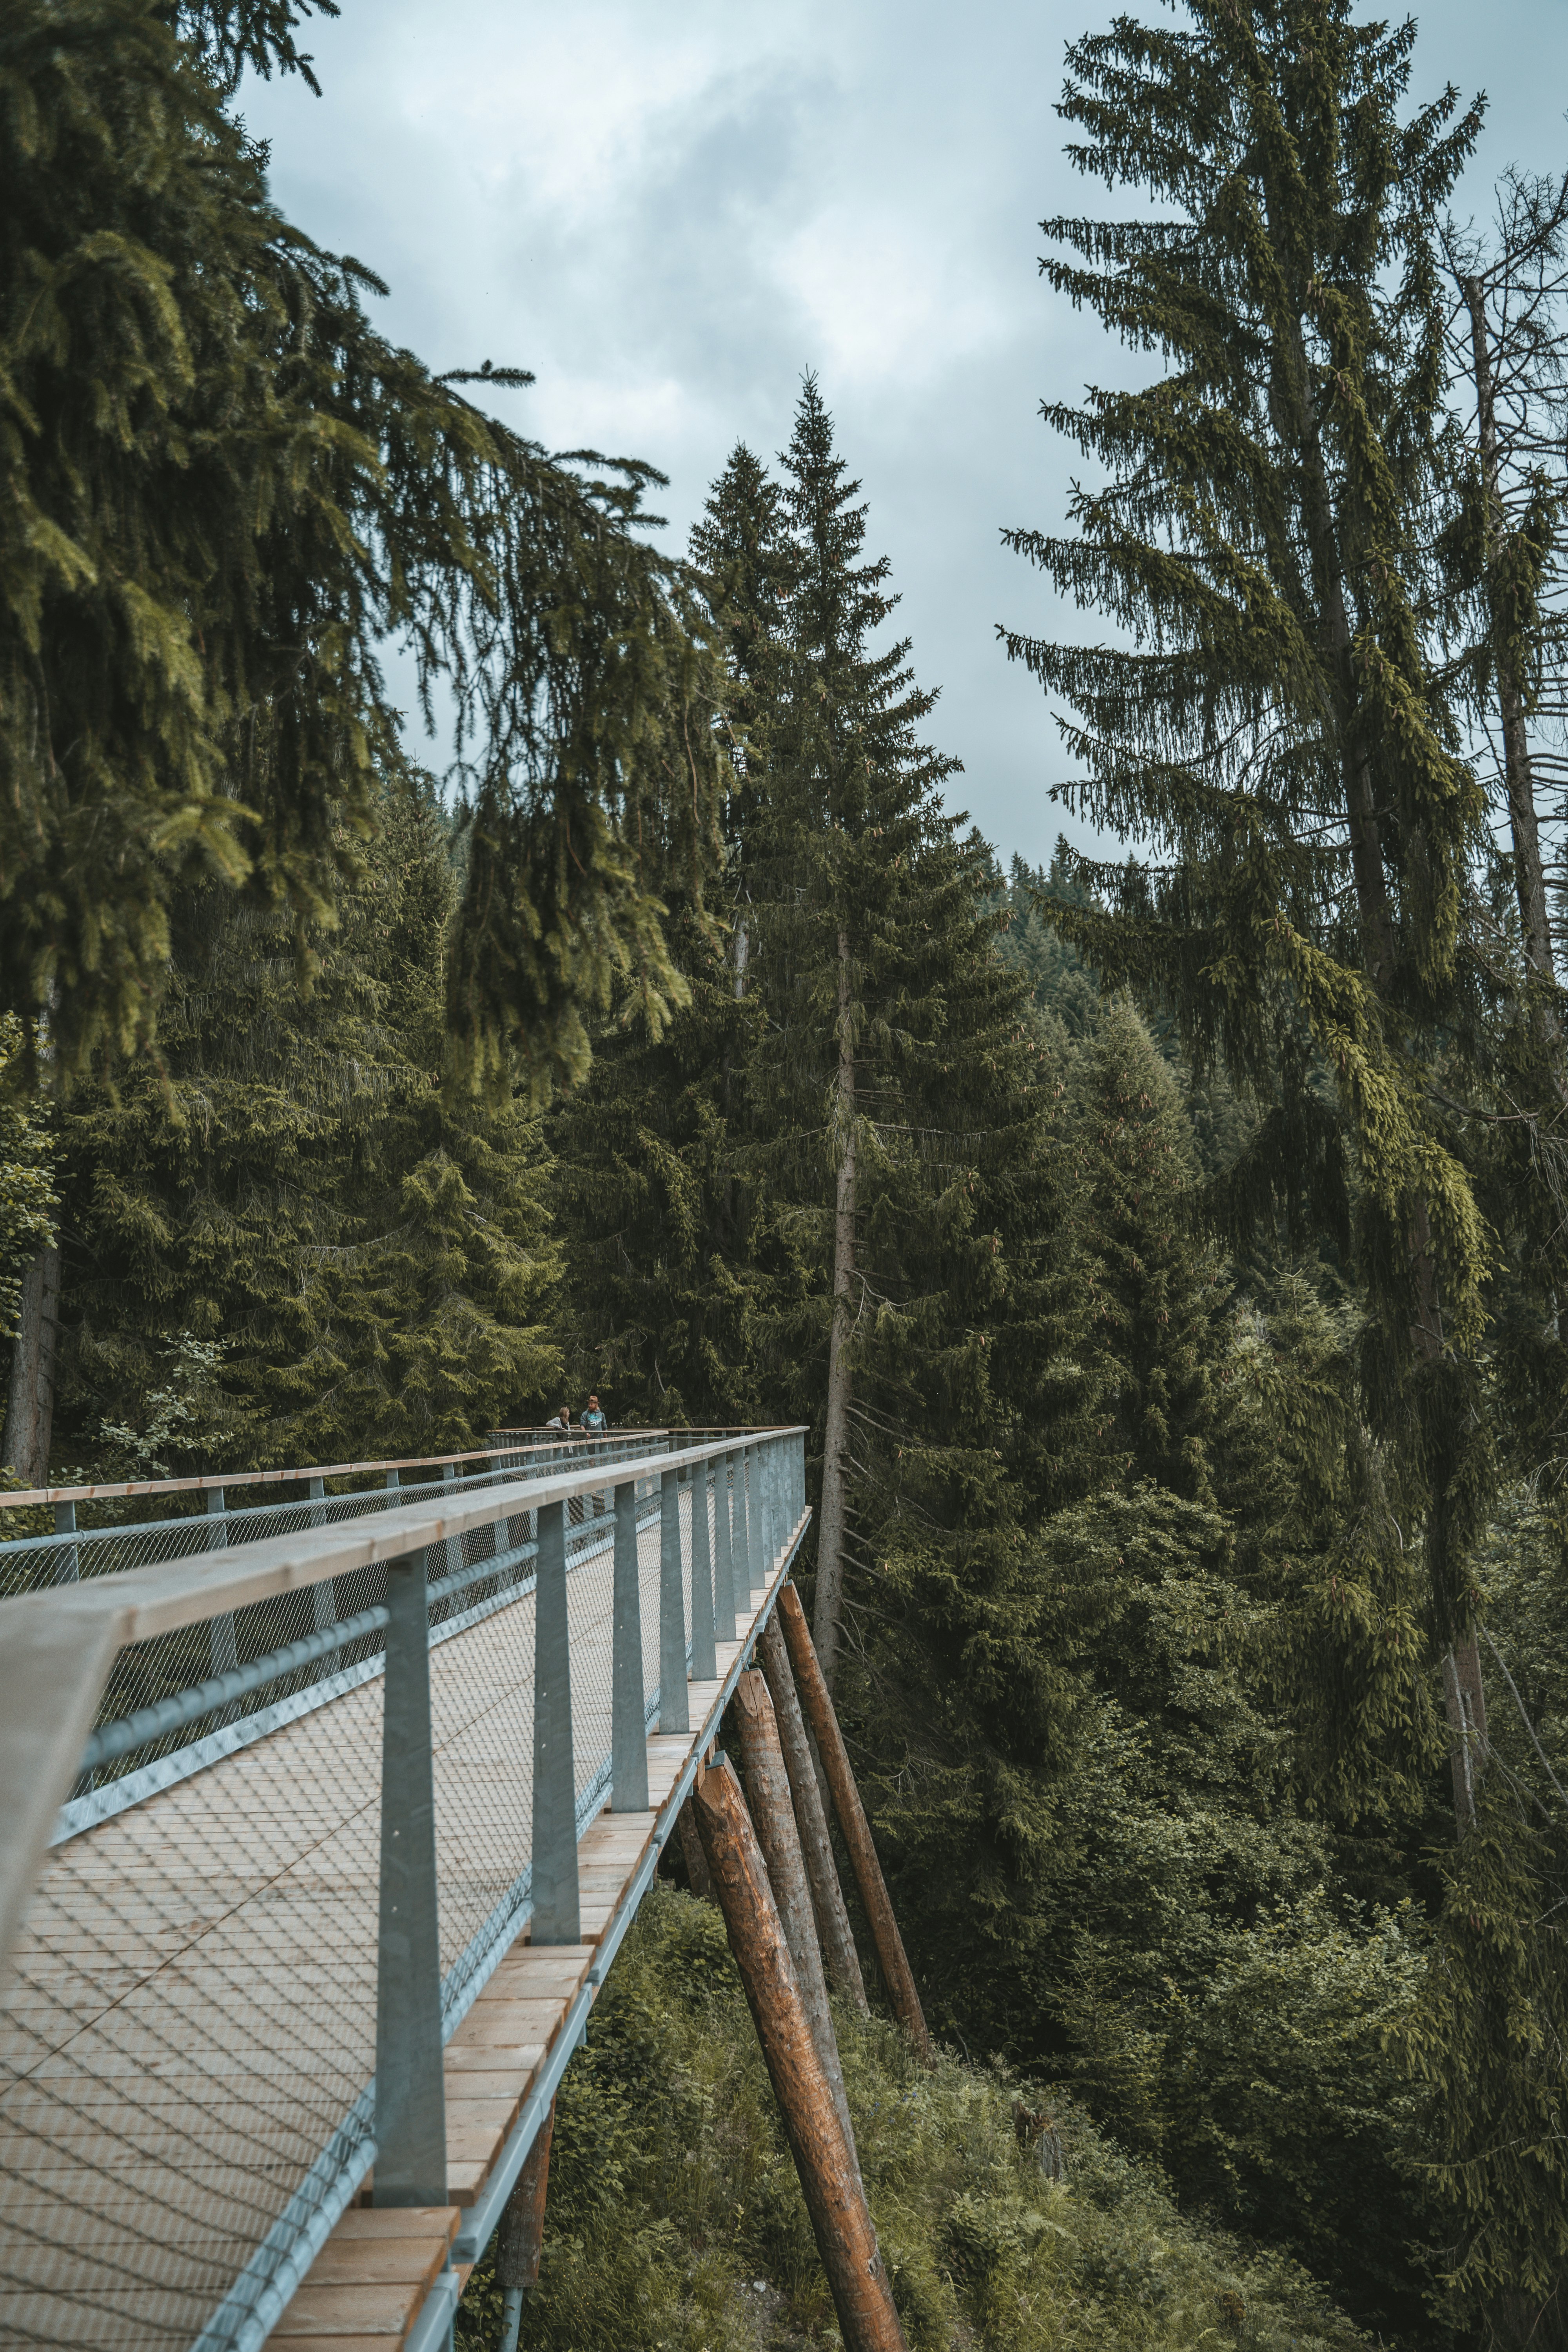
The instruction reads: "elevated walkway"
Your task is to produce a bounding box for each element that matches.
[0,1430,808,2350]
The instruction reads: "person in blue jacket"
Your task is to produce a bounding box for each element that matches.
[580,1394,607,1437]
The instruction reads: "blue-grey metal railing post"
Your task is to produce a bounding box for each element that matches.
[745,1445,764,1599]
[531,1499,579,1941]
[441,1463,461,1583]
[52,1498,79,1585]
[731,1446,750,1606]
[713,1449,737,1642]
[658,1467,688,1734]
[611,1479,649,1809]
[205,1486,238,1684]
[373,1543,447,2206]
[690,1453,717,1679]
[309,1474,337,1631]
[762,1438,779,1577]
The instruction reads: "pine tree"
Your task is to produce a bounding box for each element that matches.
[999,8,1568,2332]
[870,1005,1436,2338]
[2,0,728,1095]
[1069,1002,1240,1503]
[550,446,799,1428]
[0,1016,60,1481]
[56,776,560,1471]
[754,377,1038,1682]
[1002,0,1497,1793]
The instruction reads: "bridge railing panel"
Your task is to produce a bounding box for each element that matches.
[0,1431,663,1601]
[0,1428,807,2352]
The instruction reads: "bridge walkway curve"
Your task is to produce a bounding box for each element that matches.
[0,1429,807,2352]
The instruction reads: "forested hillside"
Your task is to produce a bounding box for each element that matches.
[5,1,1568,2347]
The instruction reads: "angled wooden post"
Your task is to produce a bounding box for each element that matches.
[693,1756,908,2352]
[731,1670,860,2172]
[496,2097,555,2352]
[676,1796,713,1900]
[777,1583,931,2065]
[757,1612,867,2011]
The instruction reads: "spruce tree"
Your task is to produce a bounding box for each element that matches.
[2,0,728,1094]
[871,1002,1434,2338]
[1070,1002,1239,1503]
[550,446,799,1426]
[1000,7,1565,2331]
[56,775,560,1470]
[1003,0,1498,1772]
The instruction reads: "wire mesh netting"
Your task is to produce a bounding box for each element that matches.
[0,1436,801,2351]
[0,1439,659,1603]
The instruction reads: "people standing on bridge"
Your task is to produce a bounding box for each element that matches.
[544,1405,573,1438]
[581,1394,607,1439]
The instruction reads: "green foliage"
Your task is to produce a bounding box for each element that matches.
[1000,0,1503,1632]
[1396,1494,1568,2328]
[0,0,727,1095]
[561,396,1062,1543]
[861,1007,1446,2339]
[455,1882,1370,2352]
[0,1013,57,1341]
[55,778,560,1470]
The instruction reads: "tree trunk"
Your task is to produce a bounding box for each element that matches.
[814,927,856,1688]
[2,1244,59,1485]
[730,1669,861,2172]
[777,1584,932,2065]
[692,1755,908,2352]
[1463,274,1562,1034]
[1284,303,1490,1807]
[757,1612,869,2010]
[676,1795,714,1901]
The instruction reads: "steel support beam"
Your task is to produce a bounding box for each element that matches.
[611,1481,649,1811]
[658,1469,688,1735]
[373,1548,447,2206]
[530,1501,579,1943]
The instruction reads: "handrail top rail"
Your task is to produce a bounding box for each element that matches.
[0,1426,807,1993]
[0,1428,806,1648]
[2,1425,794,1514]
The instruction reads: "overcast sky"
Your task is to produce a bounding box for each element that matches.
[241,0,1568,870]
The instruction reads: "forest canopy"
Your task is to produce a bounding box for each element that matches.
[4,4,1568,2349]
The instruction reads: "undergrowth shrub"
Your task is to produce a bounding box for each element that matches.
[456,1881,1368,2350]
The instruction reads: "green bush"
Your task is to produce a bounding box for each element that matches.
[456,1882,1369,2350]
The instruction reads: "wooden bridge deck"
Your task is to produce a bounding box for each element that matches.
[0,1487,804,2351]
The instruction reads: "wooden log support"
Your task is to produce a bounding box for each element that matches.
[675,1794,713,1901]
[757,1612,869,2012]
[693,1755,909,2352]
[730,1671,860,2172]
[777,1583,932,2066]
[495,2097,555,2352]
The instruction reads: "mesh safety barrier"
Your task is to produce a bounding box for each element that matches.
[0,1432,806,2351]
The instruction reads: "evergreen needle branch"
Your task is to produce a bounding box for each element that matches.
[1479,1621,1568,1817]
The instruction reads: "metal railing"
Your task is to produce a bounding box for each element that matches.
[0,1432,667,1600]
[0,1425,808,2352]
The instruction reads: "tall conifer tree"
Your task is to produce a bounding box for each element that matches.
[55,777,560,1469]
[1001,5,1565,2332]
